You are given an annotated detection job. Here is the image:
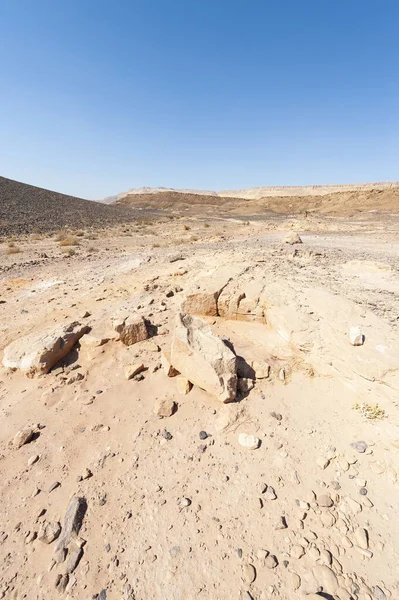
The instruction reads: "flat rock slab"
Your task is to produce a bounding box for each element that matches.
[2,321,88,376]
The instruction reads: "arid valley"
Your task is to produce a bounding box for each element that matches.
[1,178,399,600]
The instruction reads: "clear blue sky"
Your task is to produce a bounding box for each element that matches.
[1,1,398,199]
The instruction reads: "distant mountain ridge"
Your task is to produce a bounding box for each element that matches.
[103,181,399,203]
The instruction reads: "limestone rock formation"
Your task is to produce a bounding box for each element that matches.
[170,313,237,402]
[2,321,88,376]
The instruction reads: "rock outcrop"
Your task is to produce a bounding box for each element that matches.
[170,313,237,402]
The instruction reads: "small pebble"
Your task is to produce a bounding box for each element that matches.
[351,441,367,453]
[199,431,208,440]
[162,430,173,440]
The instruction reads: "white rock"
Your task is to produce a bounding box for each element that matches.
[354,527,369,549]
[171,313,237,402]
[283,232,302,245]
[3,321,88,376]
[238,433,260,450]
[349,326,364,346]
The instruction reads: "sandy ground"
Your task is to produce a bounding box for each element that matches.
[0,212,399,600]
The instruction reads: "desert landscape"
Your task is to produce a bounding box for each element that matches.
[1,176,399,600]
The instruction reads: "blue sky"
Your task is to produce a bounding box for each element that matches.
[0,1,398,199]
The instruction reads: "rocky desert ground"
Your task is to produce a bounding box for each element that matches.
[1,184,399,600]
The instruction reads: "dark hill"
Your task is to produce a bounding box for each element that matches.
[0,176,135,235]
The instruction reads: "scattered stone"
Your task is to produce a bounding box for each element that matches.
[3,321,88,376]
[355,547,373,558]
[154,398,176,418]
[125,363,145,380]
[349,325,364,346]
[341,535,353,548]
[48,481,61,493]
[359,487,368,496]
[308,546,320,561]
[265,554,278,568]
[354,527,369,549]
[370,461,385,475]
[199,431,208,440]
[241,593,254,600]
[317,494,333,508]
[238,433,261,450]
[290,470,300,484]
[12,427,34,449]
[28,454,39,466]
[374,586,388,600]
[312,565,338,593]
[275,516,287,530]
[320,512,336,528]
[80,468,92,480]
[112,313,148,346]
[351,440,367,453]
[251,361,270,379]
[290,545,305,559]
[55,497,87,553]
[169,254,184,263]
[176,376,192,395]
[354,478,366,487]
[38,521,61,544]
[339,459,350,471]
[289,572,301,590]
[242,563,256,584]
[283,232,302,245]
[170,313,237,402]
[270,411,282,421]
[134,373,144,381]
[80,334,109,347]
[316,456,330,469]
[262,485,277,500]
[179,497,191,508]
[162,429,173,441]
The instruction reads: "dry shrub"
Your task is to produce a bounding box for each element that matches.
[190,235,199,242]
[152,243,161,248]
[6,245,21,254]
[59,235,79,247]
[204,223,210,228]
[88,246,98,253]
[184,224,191,231]
[75,230,85,237]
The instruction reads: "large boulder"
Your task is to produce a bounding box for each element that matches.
[2,321,88,377]
[170,313,237,402]
[112,312,148,346]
